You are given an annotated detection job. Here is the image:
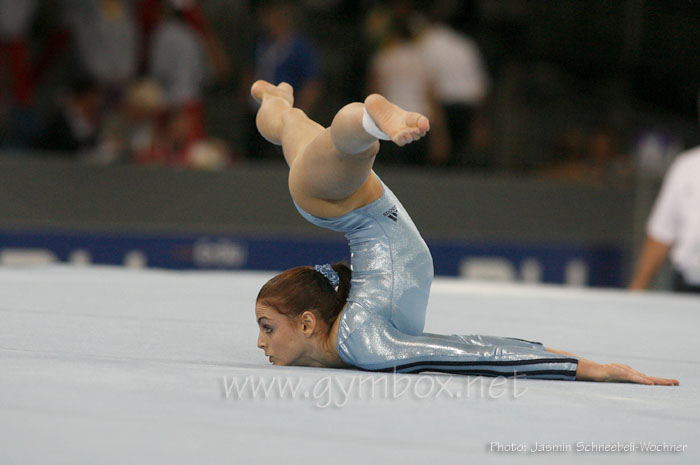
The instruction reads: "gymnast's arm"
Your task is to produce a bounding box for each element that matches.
[338,310,578,379]
[338,311,679,385]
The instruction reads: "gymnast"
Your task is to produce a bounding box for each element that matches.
[251,79,678,385]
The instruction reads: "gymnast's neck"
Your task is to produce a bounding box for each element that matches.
[299,306,350,369]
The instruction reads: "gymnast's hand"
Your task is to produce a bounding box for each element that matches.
[577,360,679,385]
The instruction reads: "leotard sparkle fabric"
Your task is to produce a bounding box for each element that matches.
[294,176,578,379]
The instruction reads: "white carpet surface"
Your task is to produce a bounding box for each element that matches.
[1,266,697,464]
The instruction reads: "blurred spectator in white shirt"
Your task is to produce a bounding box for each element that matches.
[630,145,700,293]
[415,4,490,167]
[366,6,448,165]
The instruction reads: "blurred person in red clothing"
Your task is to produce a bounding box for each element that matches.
[0,0,39,145]
[0,0,38,108]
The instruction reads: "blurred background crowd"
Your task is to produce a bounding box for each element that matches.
[0,0,698,183]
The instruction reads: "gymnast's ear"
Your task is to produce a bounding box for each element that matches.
[300,310,318,337]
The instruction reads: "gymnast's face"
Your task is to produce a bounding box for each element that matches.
[255,302,308,366]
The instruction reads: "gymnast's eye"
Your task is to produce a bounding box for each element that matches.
[263,325,273,334]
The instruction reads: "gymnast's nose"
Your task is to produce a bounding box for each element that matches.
[257,334,266,349]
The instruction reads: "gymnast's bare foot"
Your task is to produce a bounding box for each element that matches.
[251,80,295,145]
[364,93,430,146]
[251,80,294,106]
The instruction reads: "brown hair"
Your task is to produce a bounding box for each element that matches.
[256,263,351,329]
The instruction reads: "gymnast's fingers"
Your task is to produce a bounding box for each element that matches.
[649,376,680,386]
[611,364,679,386]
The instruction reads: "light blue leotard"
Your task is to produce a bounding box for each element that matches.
[295,177,578,380]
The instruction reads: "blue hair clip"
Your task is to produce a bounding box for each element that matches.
[314,264,340,290]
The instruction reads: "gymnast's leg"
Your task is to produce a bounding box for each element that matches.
[251,80,430,217]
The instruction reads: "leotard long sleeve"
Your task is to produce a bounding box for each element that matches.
[294,176,578,380]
